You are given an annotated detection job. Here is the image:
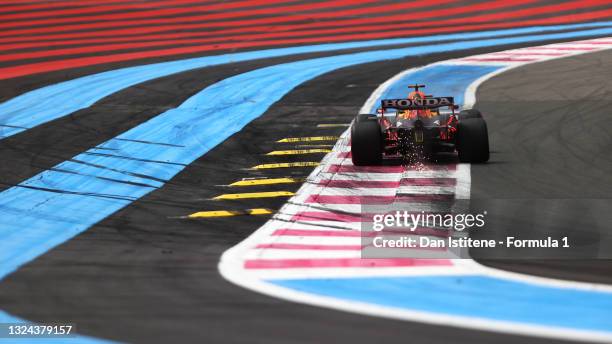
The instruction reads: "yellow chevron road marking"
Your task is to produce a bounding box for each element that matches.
[229,177,305,186]
[188,208,273,218]
[266,148,331,156]
[276,136,339,143]
[213,191,294,200]
[250,162,319,169]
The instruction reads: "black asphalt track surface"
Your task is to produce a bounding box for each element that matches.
[2,44,611,343]
[471,49,612,283]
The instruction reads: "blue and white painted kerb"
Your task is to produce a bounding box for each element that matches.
[219,37,612,342]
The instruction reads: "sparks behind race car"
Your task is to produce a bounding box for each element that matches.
[351,84,489,166]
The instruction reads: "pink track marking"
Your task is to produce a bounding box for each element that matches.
[461,57,539,62]
[327,164,456,173]
[305,194,454,204]
[244,258,453,269]
[317,178,456,188]
[273,227,451,237]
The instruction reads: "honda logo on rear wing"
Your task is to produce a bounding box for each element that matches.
[381,97,454,109]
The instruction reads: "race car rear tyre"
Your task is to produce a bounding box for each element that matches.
[351,119,382,166]
[457,118,489,163]
[356,113,376,122]
[459,109,482,120]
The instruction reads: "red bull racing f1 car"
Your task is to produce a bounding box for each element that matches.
[351,84,489,165]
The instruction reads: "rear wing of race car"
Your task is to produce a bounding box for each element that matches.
[380,97,455,110]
